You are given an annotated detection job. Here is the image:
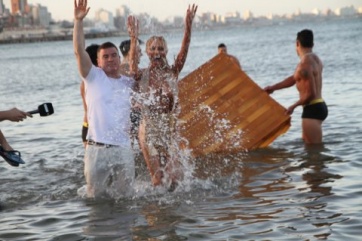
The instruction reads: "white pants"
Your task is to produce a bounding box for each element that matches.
[84,145,135,199]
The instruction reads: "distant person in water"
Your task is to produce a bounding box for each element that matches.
[127,4,198,189]
[264,29,328,144]
[80,44,99,148]
[0,108,31,166]
[217,43,242,69]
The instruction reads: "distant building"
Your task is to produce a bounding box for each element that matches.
[30,4,51,27]
[173,16,183,28]
[335,6,357,16]
[137,13,162,33]
[223,11,242,24]
[11,0,28,15]
[0,0,4,15]
[9,0,31,27]
[94,8,114,28]
[115,5,130,17]
[243,10,254,21]
[312,8,322,16]
[295,8,302,16]
[200,12,218,26]
[323,9,336,17]
[114,5,130,30]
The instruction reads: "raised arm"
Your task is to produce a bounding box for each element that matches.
[127,15,140,80]
[73,0,92,78]
[173,4,198,74]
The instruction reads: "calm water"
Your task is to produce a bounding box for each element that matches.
[0,18,361,240]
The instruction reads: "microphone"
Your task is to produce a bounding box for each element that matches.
[28,103,54,116]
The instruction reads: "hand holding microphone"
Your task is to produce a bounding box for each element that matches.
[27,103,54,117]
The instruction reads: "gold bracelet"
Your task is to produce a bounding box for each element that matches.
[83,122,89,128]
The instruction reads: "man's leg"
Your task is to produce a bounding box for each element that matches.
[302,118,323,144]
[84,146,108,198]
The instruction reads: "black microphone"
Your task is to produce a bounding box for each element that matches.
[28,103,54,116]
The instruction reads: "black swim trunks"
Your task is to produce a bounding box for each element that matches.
[302,101,328,121]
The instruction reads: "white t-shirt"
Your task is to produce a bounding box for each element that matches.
[83,65,135,147]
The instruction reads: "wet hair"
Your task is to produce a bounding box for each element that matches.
[218,43,226,48]
[146,36,168,53]
[119,40,131,57]
[97,42,119,56]
[85,44,99,66]
[297,29,314,48]
[119,39,143,57]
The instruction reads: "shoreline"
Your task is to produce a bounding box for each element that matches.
[0,16,359,45]
[0,30,125,44]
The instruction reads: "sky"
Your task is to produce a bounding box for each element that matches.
[4,0,362,21]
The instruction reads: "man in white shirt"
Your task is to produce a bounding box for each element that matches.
[73,0,135,198]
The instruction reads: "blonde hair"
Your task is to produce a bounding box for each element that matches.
[146,36,168,53]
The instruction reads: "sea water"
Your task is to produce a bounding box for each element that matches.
[0,18,361,240]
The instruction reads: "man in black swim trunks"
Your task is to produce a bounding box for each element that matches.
[264,29,328,144]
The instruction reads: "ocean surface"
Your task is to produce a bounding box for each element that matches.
[0,17,361,240]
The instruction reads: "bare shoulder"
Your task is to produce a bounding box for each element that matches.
[295,59,313,80]
[304,53,323,67]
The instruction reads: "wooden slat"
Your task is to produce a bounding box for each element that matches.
[177,53,291,157]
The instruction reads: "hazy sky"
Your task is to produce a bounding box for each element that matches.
[4,0,361,21]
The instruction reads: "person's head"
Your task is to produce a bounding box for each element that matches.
[218,43,227,54]
[85,44,99,66]
[119,40,131,57]
[146,36,168,67]
[97,42,121,75]
[119,39,143,64]
[296,29,314,55]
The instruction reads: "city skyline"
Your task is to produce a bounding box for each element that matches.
[3,0,362,21]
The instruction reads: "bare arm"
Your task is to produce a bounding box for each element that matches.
[73,0,92,78]
[264,75,296,94]
[80,82,88,122]
[0,108,31,122]
[127,15,140,80]
[173,4,198,74]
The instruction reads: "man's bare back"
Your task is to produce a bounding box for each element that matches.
[294,53,323,105]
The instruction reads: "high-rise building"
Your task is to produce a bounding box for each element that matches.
[11,0,28,15]
[31,4,51,27]
[0,0,4,15]
[115,5,130,17]
[95,8,115,28]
